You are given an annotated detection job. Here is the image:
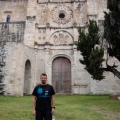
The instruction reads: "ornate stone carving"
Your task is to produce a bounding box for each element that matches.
[49,50,74,63]
[75,3,86,25]
[37,4,48,25]
[51,4,73,24]
[38,29,46,41]
[50,31,73,45]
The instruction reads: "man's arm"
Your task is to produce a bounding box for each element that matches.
[32,96,37,116]
[51,95,55,114]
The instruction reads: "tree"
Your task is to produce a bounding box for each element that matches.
[77,20,105,80]
[77,0,120,80]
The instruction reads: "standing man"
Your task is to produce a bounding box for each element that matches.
[32,73,55,120]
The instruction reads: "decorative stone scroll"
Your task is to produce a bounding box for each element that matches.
[51,4,73,24]
[37,4,48,25]
[50,31,73,45]
[38,29,46,41]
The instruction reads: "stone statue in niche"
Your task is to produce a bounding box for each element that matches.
[75,3,85,25]
[59,33,64,44]
[38,5,48,24]
[65,35,69,45]
[54,35,59,45]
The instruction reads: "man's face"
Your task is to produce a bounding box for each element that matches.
[40,75,47,85]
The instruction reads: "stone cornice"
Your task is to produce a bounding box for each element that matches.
[0,21,25,24]
[36,26,86,29]
[37,0,86,4]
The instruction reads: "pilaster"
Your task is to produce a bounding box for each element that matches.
[23,0,37,48]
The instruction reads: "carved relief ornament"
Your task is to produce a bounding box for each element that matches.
[51,4,73,24]
[50,31,73,45]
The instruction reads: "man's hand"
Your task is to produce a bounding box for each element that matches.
[51,108,55,114]
[32,109,36,116]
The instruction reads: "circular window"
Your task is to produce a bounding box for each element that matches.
[51,5,73,24]
[59,13,65,18]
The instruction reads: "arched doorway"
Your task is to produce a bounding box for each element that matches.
[24,60,31,95]
[52,57,71,93]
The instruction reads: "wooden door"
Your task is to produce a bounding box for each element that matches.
[52,57,71,93]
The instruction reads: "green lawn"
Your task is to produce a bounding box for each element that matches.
[0,95,120,120]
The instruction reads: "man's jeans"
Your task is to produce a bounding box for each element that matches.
[36,110,52,120]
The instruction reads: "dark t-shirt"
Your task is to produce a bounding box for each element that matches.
[32,84,55,111]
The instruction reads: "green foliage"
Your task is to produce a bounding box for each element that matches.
[104,0,120,60]
[77,20,105,80]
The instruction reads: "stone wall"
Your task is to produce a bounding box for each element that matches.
[0,22,25,42]
[3,42,36,96]
[0,21,25,94]
[0,0,28,22]
[0,42,6,94]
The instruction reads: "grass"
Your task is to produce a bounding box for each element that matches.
[0,95,120,120]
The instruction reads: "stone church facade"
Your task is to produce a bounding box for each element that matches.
[0,0,120,96]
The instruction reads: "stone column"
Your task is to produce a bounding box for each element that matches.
[45,46,50,84]
[23,0,37,48]
[48,64,52,85]
[46,27,50,43]
[71,64,75,93]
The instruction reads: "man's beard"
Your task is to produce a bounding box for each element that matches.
[41,81,46,85]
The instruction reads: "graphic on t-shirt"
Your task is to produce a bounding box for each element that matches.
[37,88,43,94]
[37,87,50,98]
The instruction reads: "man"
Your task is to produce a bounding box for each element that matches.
[32,73,55,120]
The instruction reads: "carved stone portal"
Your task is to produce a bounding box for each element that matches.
[50,31,73,45]
[51,4,73,24]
